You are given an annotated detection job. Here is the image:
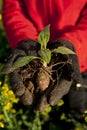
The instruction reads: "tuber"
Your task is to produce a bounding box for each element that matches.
[36,69,50,91]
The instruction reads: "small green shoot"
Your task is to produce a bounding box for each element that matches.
[38,24,50,50]
[12,25,75,69]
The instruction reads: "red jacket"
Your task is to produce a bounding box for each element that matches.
[2,0,87,73]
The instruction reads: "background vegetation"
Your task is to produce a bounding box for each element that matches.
[0,1,87,130]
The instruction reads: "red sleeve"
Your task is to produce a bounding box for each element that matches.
[2,0,38,48]
[60,5,87,71]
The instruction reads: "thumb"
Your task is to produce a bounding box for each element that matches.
[48,79,72,106]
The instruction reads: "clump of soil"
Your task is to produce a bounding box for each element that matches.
[18,53,73,109]
[19,59,52,106]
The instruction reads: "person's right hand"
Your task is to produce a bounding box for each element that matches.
[35,39,82,112]
[1,39,40,105]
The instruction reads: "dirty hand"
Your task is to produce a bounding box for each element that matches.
[48,40,87,120]
[36,39,82,111]
[48,40,82,105]
[1,39,40,105]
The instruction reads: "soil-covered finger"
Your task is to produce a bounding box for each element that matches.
[35,94,49,112]
[10,70,25,96]
[20,89,34,105]
[48,79,72,106]
[34,83,54,112]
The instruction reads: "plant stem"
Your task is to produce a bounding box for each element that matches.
[3,109,13,129]
[43,61,47,67]
[13,115,21,130]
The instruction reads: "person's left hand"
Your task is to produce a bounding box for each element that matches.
[1,39,40,105]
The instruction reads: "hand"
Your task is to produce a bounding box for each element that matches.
[1,39,40,105]
[36,39,83,111]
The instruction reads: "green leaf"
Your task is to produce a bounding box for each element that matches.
[52,46,75,55]
[13,56,37,68]
[38,24,50,50]
[38,49,51,64]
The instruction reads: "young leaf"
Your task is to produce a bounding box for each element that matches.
[52,46,75,55]
[38,49,51,64]
[38,24,50,50]
[13,56,37,68]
